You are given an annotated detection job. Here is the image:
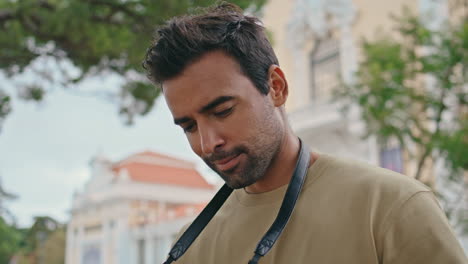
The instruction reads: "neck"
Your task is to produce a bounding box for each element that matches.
[244,132,300,194]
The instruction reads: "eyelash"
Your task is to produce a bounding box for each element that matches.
[183,124,196,133]
[182,107,234,133]
[214,107,234,117]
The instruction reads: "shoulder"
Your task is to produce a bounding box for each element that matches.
[305,154,435,233]
[308,153,431,199]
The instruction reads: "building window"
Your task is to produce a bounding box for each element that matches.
[310,38,341,102]
[82,244,101,264]
[137,239,145,264]
[84,224,102,234]
[380,146,404,173]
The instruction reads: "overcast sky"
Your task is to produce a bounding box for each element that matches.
[0,68,211,227]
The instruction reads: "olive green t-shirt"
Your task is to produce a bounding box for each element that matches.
[174,154,467,263]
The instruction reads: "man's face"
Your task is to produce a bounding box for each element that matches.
[163,51,284,189]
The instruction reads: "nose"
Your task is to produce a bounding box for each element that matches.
[198,124,225,156]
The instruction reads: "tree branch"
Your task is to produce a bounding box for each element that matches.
[0,9,15,24]
[414,69,450,180]
[414,146,431,180]
[84,0,144,20]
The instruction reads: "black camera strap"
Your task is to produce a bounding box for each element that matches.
[164,184,233,264]
[164,139,310,264]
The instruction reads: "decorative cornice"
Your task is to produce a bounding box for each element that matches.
[71,181,215,211]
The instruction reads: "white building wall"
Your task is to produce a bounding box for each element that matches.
[262,0,423,164]
[116,216,131,264]
[67,177,214,264]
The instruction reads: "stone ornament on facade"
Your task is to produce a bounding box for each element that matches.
[287,0,356,49]
[285,0,359,108]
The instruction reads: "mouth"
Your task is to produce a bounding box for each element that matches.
[213,153,242,172]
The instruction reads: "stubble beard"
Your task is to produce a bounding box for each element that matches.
[204,110,284,189]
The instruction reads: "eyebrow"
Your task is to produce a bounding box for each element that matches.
[173,95,235,125]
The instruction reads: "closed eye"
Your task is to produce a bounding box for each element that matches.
[214,107,233,117]
[182,123,197,133]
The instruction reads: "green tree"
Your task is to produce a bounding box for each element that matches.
[335,9,467,229]
[0,176,17,222]
[0,216,21,264]
[0,178,21,263]
[36,227,66,264]
[0,0,266,128]
[21,216,60,254]
[12,216,64,264]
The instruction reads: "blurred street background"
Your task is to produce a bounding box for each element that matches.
[0,0,466,263]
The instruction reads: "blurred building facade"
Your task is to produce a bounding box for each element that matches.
[65,151,216,264]
[262,0,466,249]
[65,1,466,262]
[262,0,451,179]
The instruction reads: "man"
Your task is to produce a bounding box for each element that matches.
[143,3,467,264]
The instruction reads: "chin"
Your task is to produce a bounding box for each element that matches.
[222,172,261,190]
[221,174,247,189]
[225,180,251,190]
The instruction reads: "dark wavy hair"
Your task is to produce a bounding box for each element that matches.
[142,2,279,95]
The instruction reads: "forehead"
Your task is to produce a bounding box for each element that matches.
[162,51,253,115]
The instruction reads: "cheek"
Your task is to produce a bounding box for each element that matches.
[240,106,267,132]
[227,123,260,151]
[186,133,202,156]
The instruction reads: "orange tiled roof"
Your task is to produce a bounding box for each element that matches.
[112,151,214,190]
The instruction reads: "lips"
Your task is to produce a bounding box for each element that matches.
[214,153,241,172]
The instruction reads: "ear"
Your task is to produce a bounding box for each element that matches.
[267,65,288,107]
